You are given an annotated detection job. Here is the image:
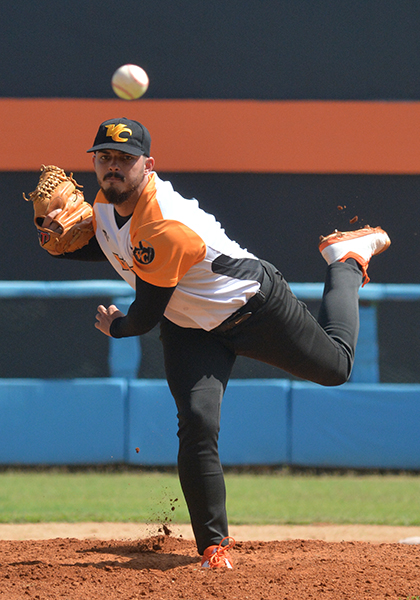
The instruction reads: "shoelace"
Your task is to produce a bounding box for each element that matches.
[208,536,236,567]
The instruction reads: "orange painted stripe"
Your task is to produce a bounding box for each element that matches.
[2,98,420,173]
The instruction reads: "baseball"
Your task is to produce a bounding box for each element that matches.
[111,64,149,100]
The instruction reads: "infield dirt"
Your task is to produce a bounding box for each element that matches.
[1,524,419,599]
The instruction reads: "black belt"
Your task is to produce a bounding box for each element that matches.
[212,265,272,333]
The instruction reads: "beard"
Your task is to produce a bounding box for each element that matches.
[101,185,133,206]
[99,172,144,206]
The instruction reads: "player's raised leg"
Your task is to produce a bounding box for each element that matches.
[319,225,391,286]
[224,226,390,386]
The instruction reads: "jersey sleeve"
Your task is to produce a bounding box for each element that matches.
[110,276,176,337]
[131,220,206,287]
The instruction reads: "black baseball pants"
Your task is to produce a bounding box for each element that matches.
[160,260,363,554]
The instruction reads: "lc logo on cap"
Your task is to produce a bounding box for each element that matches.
[87,118,151,157]
[105,123,132,142]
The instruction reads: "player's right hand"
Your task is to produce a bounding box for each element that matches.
[95,304,125,337]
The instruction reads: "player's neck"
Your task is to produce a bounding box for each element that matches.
[113,198,137,217]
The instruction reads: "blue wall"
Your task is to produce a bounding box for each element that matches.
[1,379,419,469]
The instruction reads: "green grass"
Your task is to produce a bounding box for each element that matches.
[0,469,419,526]
[0,471,187,523]
[225,472,420,525]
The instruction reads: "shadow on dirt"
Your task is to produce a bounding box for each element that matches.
[76,535,199,571]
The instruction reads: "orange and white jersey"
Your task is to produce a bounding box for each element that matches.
[93,172,261,330]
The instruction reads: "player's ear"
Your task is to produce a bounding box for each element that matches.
[144,156,155,173]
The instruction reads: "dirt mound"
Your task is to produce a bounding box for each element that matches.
[1,534,419,599]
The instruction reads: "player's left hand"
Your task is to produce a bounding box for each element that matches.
[95,304,125,337]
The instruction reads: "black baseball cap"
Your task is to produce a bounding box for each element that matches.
[87,117,151,156]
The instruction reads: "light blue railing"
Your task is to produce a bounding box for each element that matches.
[2,281,420,382]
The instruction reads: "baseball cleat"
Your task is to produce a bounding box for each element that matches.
[319,225,391,286]
[201,536,235,569]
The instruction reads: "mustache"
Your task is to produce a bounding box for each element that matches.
[104,172,125,181]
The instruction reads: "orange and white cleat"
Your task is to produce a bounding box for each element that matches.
[319,225,391,286]
[201,536,235,569]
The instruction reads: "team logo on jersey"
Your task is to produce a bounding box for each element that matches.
[105,124,132,143]
[133,240,155,265]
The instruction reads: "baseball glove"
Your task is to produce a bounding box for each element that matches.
[24,165,94,255]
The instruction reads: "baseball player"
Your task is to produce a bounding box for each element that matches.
[29,117,390,569]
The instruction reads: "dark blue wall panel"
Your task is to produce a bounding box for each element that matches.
[1,1,419,100]
[290,382,420,469]
[219,380,290,465]
[0,379,127,465]
[127,380,178,465]
[126,379,291,465]
[2,379,419,469]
